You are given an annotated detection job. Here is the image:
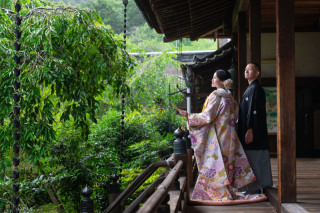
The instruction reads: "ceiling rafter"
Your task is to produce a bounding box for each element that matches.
[135,0,320,42]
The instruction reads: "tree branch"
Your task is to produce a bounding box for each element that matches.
[23,6,89,20]
[1,8,14,14]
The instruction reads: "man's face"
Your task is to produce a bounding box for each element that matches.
[244,64,260,81]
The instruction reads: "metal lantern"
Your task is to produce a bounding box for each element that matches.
[173,127,187,154]
[227,65,238,91]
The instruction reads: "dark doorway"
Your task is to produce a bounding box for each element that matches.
[296,87,320,157]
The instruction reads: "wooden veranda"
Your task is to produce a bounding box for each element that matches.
[104,142,320,213]
[102,0,320,212]
[186,158,320,213]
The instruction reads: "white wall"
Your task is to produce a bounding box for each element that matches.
[246,32,320,78]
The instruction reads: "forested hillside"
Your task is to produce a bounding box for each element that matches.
[47,0,218,52]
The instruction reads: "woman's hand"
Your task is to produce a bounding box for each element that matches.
[178,109,188,117]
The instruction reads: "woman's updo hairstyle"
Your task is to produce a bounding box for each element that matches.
[215,69,233,89]
[215,69,232,81]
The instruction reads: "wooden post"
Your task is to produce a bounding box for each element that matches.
[232,33,239,101]
[108,175,121,213]
[237,12,247,102]
[186,149,192,200]
[173,154,188,179]
[80,186,94,213]
[276,0,297,208]
[184,130,193,201]
[249,0,261,65]
[157,194,170,213]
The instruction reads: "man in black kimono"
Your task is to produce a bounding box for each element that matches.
[237,63,273,194]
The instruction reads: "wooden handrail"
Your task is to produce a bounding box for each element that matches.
[123,175,166,213]
[137,160,184,213]
[102,160,174,213]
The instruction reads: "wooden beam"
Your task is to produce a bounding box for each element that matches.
[237,12,247,103]
[232,0,249,32]
[198,25,223,38]
[264,187,279,212]
[276,0,297,207]
[249,0,261,65]
[261,59,276,64]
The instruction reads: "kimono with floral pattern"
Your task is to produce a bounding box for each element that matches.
[188,89,256,201]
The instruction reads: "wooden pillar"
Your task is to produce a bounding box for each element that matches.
[237,12,247,102]
[249,0,261,65]
[186,148,192,200]
[276,0,296,207]
[232,33,239,101]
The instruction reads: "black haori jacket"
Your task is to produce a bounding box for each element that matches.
[237,79,269,150]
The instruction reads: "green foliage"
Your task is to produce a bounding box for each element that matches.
[181,38,218,51]
[86,107,183,167]
[81,0,123,34]
[99,52,185,117]
[48,0,145,34]
[0,0,133,211]
[0,0,132,161]
[45,0,218,52]
[127,52,184,110]
[47,0,86,7]
[1,0,191,212]
[127,23,175,52]
[121,167,165,205]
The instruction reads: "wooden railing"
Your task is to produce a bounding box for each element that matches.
[101,127,195,213]
[137,160,185,213]
[102,160,174,213]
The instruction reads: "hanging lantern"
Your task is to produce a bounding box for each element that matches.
[228,64,237,91]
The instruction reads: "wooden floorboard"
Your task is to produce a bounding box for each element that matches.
[186,158,320,213]
[271,158,320,213]
[186,202,276,213]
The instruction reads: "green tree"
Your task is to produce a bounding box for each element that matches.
[0,0,132,210]
[0,0,131,160]
[81,0,123,34]
[47,0,146,34]
[127,53,182,109]
[127,23,175,52]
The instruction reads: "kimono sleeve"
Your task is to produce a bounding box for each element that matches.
[188,94,220,128]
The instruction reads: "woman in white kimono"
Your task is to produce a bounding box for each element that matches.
[178,69,257,202]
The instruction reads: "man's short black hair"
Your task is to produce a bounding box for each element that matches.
[248,62,261,72]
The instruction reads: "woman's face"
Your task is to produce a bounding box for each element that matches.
[211,73,223,88]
